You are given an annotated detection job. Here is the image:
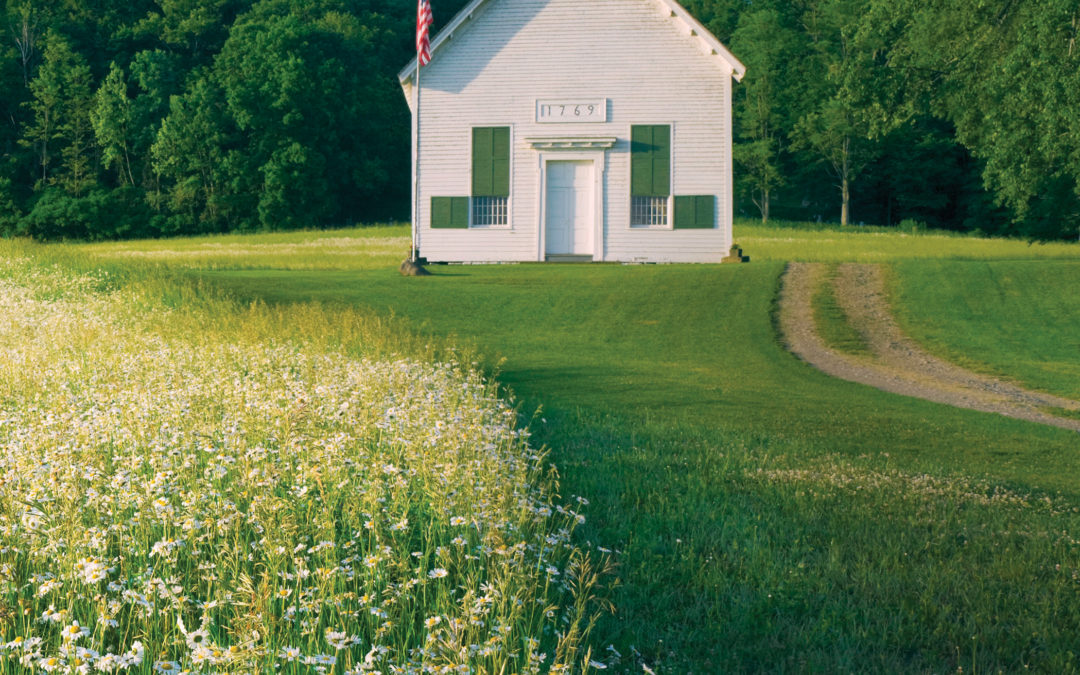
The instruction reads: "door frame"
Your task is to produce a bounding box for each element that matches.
[535,150,606,261]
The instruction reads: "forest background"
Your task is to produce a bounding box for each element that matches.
[0,0,1077,241]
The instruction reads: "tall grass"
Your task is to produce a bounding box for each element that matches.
[74,225,410,272]
[737,219,1079,262]
[0,247,609,673]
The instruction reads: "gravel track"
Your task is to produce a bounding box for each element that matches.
[778,262,1080,432]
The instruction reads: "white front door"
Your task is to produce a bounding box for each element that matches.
[545,160,594,256]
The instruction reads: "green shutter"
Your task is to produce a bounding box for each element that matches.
[631,126,654,196]
[492,127,510,196]
[472,127,510,197]
[650,125,670,197]
[673,195,715,229]
[695,194,714,227]
[674,196,695,228]
[631,125,671,197]
[431,196,469,228]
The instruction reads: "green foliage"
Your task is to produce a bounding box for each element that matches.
[91,62,134,185]
[19,185,156,239]
[151,72,237,233]
[22,33,97,198]
[790,0,877,226]
[851,0,1080,239]
[214,1,398,229]
[0,176,22,231]
[21,33,64,187]
[731,9,800,222]
[1,0,1079,239]
[130,0,243,64]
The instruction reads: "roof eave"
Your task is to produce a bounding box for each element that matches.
[664,0,746,81]
[398,0,746,84]
[398,0,488,83]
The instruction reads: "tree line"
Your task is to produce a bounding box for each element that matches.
[0,0,1077,240]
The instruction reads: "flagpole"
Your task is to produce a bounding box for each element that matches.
[411,63,420,263]
[411,0,431,268]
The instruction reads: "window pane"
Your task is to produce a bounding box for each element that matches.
[631,196,667,227]
[472,196,508,226]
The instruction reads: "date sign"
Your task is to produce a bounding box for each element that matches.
[536,99,607,123]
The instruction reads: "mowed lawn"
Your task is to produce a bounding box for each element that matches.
[75,223,1080,672]
[891,259,1080,401]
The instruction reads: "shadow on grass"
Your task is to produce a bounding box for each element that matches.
[525,401,1080,673]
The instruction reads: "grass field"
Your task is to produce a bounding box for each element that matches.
[890,259,1080,401]
[15,220,1080,672]
[0,244,605,674]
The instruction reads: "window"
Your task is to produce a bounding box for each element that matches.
[630,124,671,227]
[631,196,668,227]
[472,195,508,227]
[472,127,510,227]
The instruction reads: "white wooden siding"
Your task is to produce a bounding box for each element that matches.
[410,0,735,263]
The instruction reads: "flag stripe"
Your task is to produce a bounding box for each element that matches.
[417,0,433,66]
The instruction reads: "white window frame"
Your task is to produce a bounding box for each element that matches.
[470,195,509,228]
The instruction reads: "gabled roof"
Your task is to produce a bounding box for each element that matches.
[397,0,746,84]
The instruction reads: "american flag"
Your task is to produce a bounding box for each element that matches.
[416,0,433,66]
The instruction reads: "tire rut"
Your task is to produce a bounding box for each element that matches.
[778,262,1080,433]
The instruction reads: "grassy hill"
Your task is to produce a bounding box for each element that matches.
[49,221,1080,672]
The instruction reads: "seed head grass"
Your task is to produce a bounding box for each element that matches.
[0,248,610,673]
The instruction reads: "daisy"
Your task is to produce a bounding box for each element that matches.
[61,622,90,643]
[184,628,210,650]
[153,660,181,674]
[279,646,301,662]
[119,641,145,668]
[189,646,216,665]
[325,631,355,650]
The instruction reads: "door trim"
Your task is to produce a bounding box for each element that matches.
[535,149,606,262]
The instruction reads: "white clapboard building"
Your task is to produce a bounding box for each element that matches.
[399,0,744,263]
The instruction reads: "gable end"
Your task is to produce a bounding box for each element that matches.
[398,0,745,90]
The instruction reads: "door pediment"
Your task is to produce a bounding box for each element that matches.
[525,136,617,150]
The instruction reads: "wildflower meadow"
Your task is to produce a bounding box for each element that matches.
[0,252,608,674]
